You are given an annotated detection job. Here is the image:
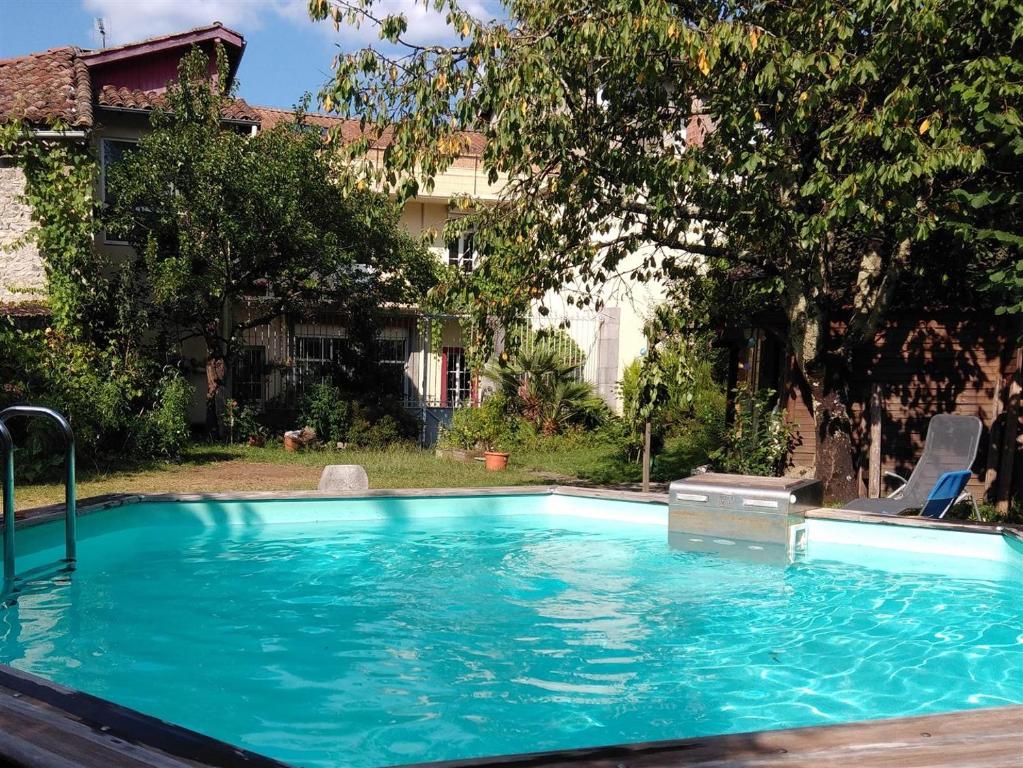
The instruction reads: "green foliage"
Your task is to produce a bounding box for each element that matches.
[0,323,191,477]
[619,306,726,473]
[299,383,353,444]
[623,308,706,426]
[314,0,1022,345]
[989,262,1023,317]
[131,373,193,458]
[439,393,517,451]
[0,121,100,329]
[505,326,587,371]
[710,386,793,477]
[298,382,419,448]
[104,45,435,424]
[972,499,1023,524]
[231,405,270,444]
[486,346,608,435]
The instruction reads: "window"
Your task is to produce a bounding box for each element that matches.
[377,329,408,396]
[101,138,138,244]
[447,230,475,272]
[442,347,471,406]
[233,346,267,405]
[294,330,348,391]
[101,138,138,205]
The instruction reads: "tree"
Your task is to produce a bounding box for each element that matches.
[106,45,436,432]
[310,0,1022,498]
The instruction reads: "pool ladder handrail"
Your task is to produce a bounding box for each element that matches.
[0,406,77,586]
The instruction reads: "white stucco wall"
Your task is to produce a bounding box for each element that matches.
[0,162,47,304]
[535,246,671,411]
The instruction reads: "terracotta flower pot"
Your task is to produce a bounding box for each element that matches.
[484,451,510,471]
[283,434,302,452]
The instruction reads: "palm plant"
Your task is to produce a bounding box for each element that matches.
[486,346,604,435]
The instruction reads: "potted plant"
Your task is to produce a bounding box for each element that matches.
[236,405,269,447]
[478,395,513,471]
[483,440,510,471]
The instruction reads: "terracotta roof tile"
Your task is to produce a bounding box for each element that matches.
[0,47,92,127]
[253,106,487,156]
[97,84,260,122]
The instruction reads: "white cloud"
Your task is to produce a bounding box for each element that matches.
[81,0,301,45]
[81,0,501,49]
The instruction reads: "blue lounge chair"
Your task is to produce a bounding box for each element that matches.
[844,414,982,516]
[919,470,974,519]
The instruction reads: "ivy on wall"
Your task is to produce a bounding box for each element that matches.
[0,120,100,332]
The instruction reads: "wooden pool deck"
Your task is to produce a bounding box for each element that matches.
[2,488,1022,768]
[0,665,289,768]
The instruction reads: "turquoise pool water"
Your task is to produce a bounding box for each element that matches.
[1,494,1022,768]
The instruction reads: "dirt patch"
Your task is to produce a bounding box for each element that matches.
[16,460,326,512]
[140,461,323,494]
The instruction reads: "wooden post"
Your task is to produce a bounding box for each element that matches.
[868,384,883,498]
[642,421,652,493]
[995,348,1022,513]
[724,344,740,426]
[983,370,1005,497]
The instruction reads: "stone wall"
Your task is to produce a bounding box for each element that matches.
[0,161,47,304]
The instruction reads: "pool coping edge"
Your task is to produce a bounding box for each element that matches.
[14,486,1022,543]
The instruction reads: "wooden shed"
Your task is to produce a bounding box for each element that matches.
[738,312,1021,507]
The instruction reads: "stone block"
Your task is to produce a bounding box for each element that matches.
[318,465,369,492]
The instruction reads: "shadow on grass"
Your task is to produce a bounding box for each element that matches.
[176,449,240,466]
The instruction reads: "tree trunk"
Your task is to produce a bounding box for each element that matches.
[205,352,227,438]
[784,280,858,502]
[204,301,233,439]
[805,365,859,503]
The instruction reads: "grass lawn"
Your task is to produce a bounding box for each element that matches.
[15,440,642,512]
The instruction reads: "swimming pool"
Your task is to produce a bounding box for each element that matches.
[2,490,1022,768]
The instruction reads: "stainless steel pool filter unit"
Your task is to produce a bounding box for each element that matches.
[668,473,822,561]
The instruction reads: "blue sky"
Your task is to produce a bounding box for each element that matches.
[0,0,500,109]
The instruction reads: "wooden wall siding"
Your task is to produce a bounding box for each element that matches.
[784,360,817,470]
[778,316,1016,500]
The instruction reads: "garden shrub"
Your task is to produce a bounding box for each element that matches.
[439,393,517,451]
[620,338,728,477]
[298,382,418,448]
[971,499,1023,524]
[347,403,419,448]
[131,372,193,457]
[231,404,270,444]
[710,385,793,476]
[0,323,192,476]
[485,346,608,435]
[298,383,353,444]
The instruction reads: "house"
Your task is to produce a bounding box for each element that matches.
[0,23,663,440]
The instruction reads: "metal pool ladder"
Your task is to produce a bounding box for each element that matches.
[0,406,77,588]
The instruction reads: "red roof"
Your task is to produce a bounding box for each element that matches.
[0,23,249,128]
[78,22,245,69]
[0,47,92,127]
[253,106,487,156]
[98,84,260,123]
